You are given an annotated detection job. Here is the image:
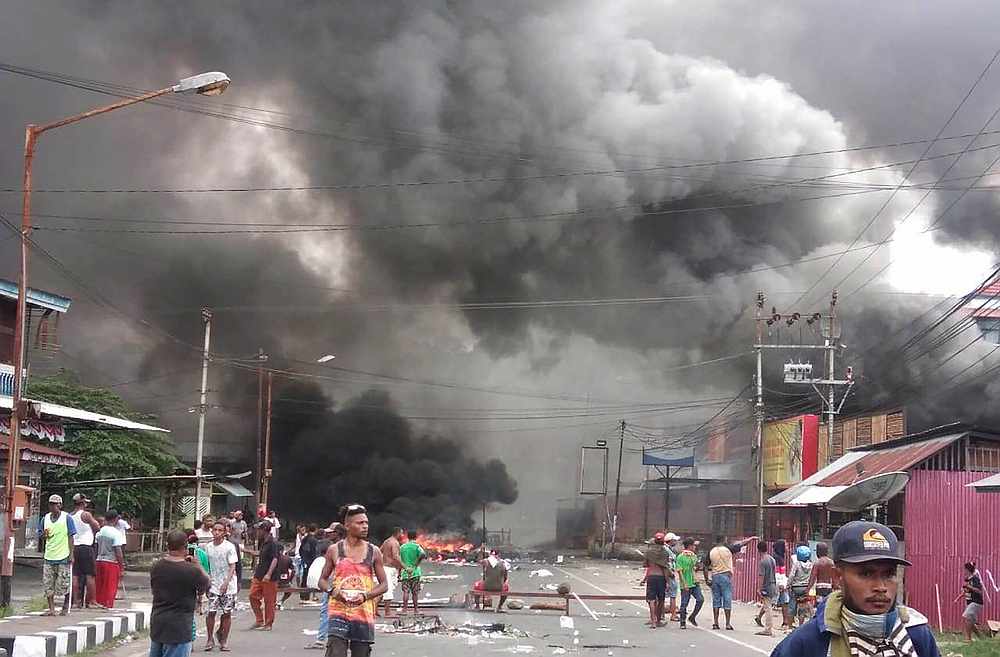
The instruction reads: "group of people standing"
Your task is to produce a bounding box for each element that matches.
[38,493,127,616]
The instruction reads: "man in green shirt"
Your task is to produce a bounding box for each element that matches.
[398,530,426,615]
[676,537,704,629]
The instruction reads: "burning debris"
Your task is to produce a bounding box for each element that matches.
[375,614,530,641]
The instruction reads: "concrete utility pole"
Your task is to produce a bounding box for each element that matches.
[194,308,212,519]
[254,349,268,511]
[753,290,854,539]
[261,371,274,509]
[610,419,626,555]
[754,292,765,539]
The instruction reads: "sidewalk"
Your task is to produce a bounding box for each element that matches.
[0,605,148,657]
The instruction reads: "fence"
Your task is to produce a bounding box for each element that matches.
[732,538,763,603]
[904,470,999,631]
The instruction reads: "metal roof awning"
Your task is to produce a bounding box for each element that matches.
[0,279,71,313]
[0,395,169,434]
[213,481,252,497]
[769,451,865,504]
[967,472,1000,492]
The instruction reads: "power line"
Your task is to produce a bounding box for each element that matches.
[791,45,1000,307]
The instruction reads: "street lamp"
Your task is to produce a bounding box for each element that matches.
[1,71,230,601]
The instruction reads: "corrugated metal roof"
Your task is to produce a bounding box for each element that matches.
[768,451,866,504]
[0,435,79,465]
[0,279,71,313]
[967,472,1000,491]
[819,433,963,486]
[0,395,168,433]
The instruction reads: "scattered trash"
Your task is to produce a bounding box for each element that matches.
[559,616,574,630]
[530,569,555,578]
[422,574,460,581]
[507,599,526,610]
[556,555,564,564]
[302,629,318,636]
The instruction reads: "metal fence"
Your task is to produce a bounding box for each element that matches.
[904,470,999,631]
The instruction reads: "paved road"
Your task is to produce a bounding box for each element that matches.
[104,558,784,657]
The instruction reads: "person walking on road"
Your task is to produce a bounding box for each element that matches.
[705,534,755,630]
[378,527,404,618]
[641,532,669,628]
[40,494,75,616]
[305,524,346,650]
[247,520,282,631]
[676,537,704,629]
[70,493,100,609]
[756,541,778,637]
[94,510,126,609]
[789,544,814,627]
[319,504,389,657]
[204,520,239,651]
[150,529,210,657]
[771,521,941,657]
[298,524,319,602]
[807,542,837,608]
[398,530,425,615]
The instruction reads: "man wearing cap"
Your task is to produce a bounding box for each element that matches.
[70,493,100,609]
[772,521,941,657]
[40,494,76,616]
[641,532,670,627]
[663,533,681,622]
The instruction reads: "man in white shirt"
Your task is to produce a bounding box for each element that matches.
[69,494,100,609]
[203,520,239,651]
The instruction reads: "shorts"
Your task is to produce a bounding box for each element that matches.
[710,572,733,610]
[325,636,371,657]
[777,589,790,605]
[473,580,508,593]
[382,566,398,602]
[645,575,667,602]
[73,545,96,577]
[206,592,236,615]
[400,577,421,597]
[815,585,833,600]
[963,602,983,623]
[43,561,71,598]
[666,575,678,599]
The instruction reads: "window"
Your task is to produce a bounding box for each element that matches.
[976,319,1000,345]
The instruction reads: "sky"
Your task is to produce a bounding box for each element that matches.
[3,1,1000,543]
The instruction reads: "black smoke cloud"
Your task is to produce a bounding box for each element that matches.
[4,1,1000,542]
[267,382,517,535]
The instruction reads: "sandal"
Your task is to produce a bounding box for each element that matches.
[712,624,720,630]
[218,646,231,652]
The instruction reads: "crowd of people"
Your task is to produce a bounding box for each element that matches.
[39,496,970,657]
[145,504,434,657]
[640,522,954,656]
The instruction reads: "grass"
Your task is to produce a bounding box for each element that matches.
[72,630,149,657]
[21,594,48,613]
[936,630,1000,657]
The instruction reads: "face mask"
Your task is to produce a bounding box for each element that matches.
[841,605,897,640]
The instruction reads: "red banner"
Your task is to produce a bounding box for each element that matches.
[0,414,66,442]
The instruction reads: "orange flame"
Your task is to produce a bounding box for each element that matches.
[412,533,475,554]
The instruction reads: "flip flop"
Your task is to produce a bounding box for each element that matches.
[218,646,231,652]
[204,644,215,652]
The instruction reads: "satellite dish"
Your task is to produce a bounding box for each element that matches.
[826,471,909,512]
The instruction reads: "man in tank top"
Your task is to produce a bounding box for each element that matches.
[40,494,76,616]
[318,505,388,657]
[69,493,100,609]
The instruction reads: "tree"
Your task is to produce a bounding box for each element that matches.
[27,371,181,523]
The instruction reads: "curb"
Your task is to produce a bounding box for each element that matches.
[0,607,147,657]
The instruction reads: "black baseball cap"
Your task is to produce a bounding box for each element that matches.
[832,521,911,566]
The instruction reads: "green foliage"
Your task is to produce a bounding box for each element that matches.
[27,371,181,523]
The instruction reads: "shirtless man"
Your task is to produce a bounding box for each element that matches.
[378,527,404,618]
[319,505,388,657]
[807,542,837,608]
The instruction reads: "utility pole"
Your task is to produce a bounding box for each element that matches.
[193,308,212,520]
[663,466,672,530]
[753,290,855,539]
[254,349,268,511]
[261,371,274,510]
[610,419,626,555]
[754,292,765,539]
